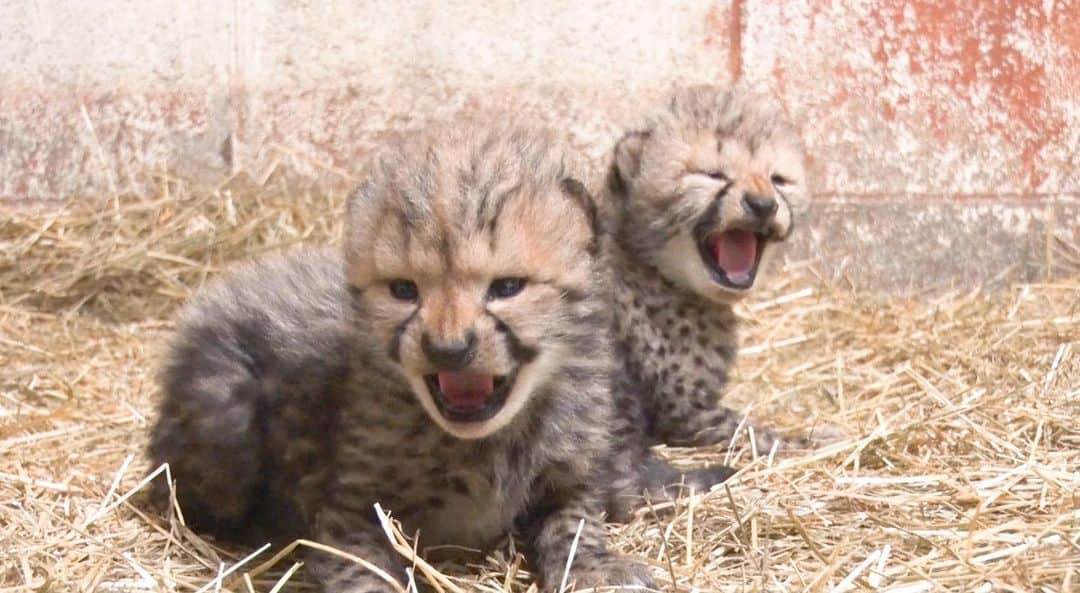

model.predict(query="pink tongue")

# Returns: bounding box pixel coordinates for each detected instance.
[437,372,495,408]
[710,230,757,284]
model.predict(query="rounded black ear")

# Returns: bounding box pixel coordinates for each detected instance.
[606,130,650,196]
[560,177,605,253]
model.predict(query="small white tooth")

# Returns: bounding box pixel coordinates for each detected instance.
[727,271,752,284]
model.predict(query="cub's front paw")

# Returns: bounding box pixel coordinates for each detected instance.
[767,422,850,452]
[567,557,655,591]
[653,464,736,502]
[691,423,778,452]
[803,421,849,447]
[682,464,735,492]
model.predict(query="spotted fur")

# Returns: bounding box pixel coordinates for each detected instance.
[604,85,809,452]
[149,125,657,592]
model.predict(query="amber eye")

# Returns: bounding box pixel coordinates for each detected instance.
[388,279,419,302]
[488,277,527,300]
[770,174,791,187]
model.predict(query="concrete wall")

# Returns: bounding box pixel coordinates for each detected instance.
[2,0,1077,288]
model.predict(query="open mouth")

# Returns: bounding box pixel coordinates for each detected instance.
[697,229,767,290]
[424,371,515,423]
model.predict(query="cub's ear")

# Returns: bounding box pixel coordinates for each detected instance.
[606,130,650,196]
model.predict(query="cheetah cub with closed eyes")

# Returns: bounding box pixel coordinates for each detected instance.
[606,85,809,452]
[150,124,656,592]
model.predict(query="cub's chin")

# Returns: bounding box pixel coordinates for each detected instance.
[653,233,770,304]
[405,349,561,440]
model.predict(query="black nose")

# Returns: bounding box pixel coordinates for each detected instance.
[421,332,477,370]
[743,193,778,218]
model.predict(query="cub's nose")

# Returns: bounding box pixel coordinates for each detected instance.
[743,193,778,219]
[421,332,478,370]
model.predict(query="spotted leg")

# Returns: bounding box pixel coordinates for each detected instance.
[656,402,793,453]
[308,505,406,593]
[526,488,655,592]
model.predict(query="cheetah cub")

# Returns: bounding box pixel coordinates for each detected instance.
[606,85,808,451]
[150,125,655,592]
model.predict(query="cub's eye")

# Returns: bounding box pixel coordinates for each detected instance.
[388,279,419,302]
[703,170,729,181]
[488,277,527,300]
[770,174,792,187]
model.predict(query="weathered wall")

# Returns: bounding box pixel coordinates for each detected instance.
[2,0,1077,287]
[740,0,1079,287]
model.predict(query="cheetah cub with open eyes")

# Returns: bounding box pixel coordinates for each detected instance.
[150,124,656,592]
[605,85,808,452]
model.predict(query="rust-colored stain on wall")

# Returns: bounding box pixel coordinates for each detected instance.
[740,0,1077,197]
[865,0,1070,191]
[703,0,742,80]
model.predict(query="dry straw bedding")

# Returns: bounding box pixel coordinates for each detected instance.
[1,181,1077,593]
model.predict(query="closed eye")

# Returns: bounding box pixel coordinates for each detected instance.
[700,170,729,182]
[770,174,792,187]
